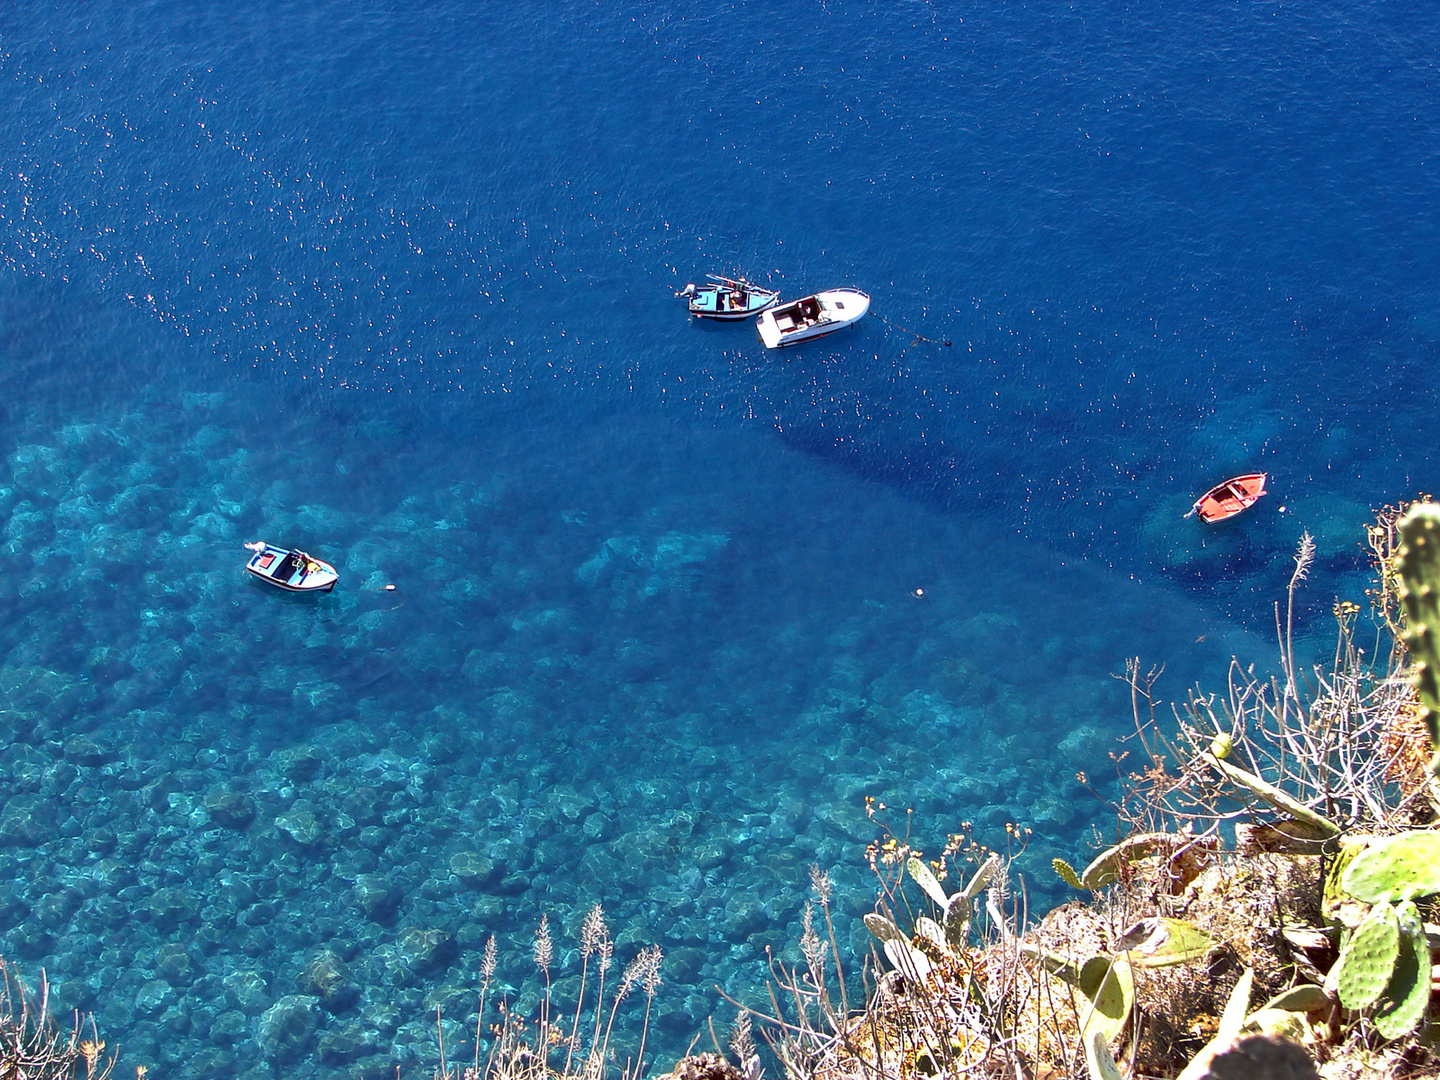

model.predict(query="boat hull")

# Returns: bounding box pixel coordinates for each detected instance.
[245,544,339,592]
[1190,473,1267,523]
[756,288,870,348]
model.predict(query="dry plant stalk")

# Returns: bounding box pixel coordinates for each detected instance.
[0,958,116,1080]
[433,908,663,1080]
[1121,529,1429,839]
[728,822,1086,1080]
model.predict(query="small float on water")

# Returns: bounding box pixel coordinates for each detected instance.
[755,288,870,348]
[244,540,339,592]
[1186,473,1268,523]
[677,275,780,320]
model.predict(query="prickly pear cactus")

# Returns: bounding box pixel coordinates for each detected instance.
[1396,503,1440,778]
[863,912,905,945]
[942,895,972,952]
[907,856,949,908]
[1334,901,1400,1010]
[1340,830,1440,903]
[1323,838,1368,925]
[1053,858,1083,889]
[1373,900,1431,1039]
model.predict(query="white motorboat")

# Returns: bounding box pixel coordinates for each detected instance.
[677,275,780,320]
[755,288,870,348]
[244,541,339,593]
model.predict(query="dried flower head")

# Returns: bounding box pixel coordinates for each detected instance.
[638,944,664,998]
[481,933,497,981]
[799,902,824,974]
[580,903,608,958]
[533,914,552,974]
[79,1040,104,1078]
[615,953,642,1002]
[728,1009,755,1064]
[808,864,832,905]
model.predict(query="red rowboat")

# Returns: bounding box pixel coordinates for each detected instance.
[1186,473,1268,523]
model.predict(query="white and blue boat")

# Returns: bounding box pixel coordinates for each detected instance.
[677,275,780,320]
[244,541,339,593]
[755,288,870,348]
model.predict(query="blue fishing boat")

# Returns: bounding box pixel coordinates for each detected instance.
[244,541,339,593]
[677,275,780,320]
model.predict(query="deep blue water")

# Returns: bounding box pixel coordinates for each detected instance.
[1,2,1437,1077]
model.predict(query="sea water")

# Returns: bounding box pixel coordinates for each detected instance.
[0,2,1436,1077]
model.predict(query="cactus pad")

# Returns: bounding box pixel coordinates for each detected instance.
[1397,504,1440,768]
[1076,956,1134,1047]
[960,853,1001,900]
[907,856,949,908]
[943,895,972,952]
[1113,917,1214,969]
[1053,858,1083,889]
[1334,901,1400,1010]
[916,915,947,953]
[1373,900,1431,1039]
[1340,830,1440,903]
[863,912,905,944]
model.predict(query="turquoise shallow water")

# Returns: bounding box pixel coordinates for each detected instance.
[0,1,1437,1077]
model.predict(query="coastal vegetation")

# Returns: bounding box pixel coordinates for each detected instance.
[0,957,114,1080]
[711,502,1440,1079]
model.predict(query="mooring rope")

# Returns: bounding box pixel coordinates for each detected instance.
[871,312,952,348]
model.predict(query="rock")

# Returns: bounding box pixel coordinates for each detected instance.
[223,970,271,1016]
[155,943,195,985]
[340,786,383,826]
[8,923,53,960]
[353,1054,401,1080]
[0,795,54,846]
[275,800,326,846]
[148,887,196,931]
[447,850,501,888]
[276,745,326,782]
[353,874,402,923]
[394,926,456,978]
[134,979,175,1016]
[302,949,360,1013]
[722,899,766,939]
[62,736,108,767]
[1198,1035,1319,1080]
[205,789,256,829]
[32,886,82,929]
[582,813,614,842]
[294,680,344,711]
[140,772,182,812]
[318,1025,377,1064]
[188,1048,237,1077]
[208,1009,249,1044]
[255,995,319,1064]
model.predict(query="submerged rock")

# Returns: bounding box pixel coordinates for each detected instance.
[204,788,256,829]
[353,874,402,923]
[393,926,456,977]
[255,995,319,1064]
[223,970,272,1017]
[274,802,325,847]
[302,949,360,1013]
[447,850,501,888]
